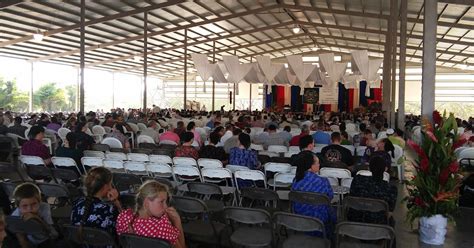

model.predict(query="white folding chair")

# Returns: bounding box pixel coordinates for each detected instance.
[103,126,112,133]
[159,140,178,146]
[312,144,328,154]
[319,167,352,179]
[288,146,300,152]
[149,155,173,165]
[201,167,237,204]
[103,159,125,172]
[127,153,149,162]
[284,151,299,158]
[391,144,404,181]
[83,150,105,158]
[20,155,45,166]
[377,131,388,139]
[57,128,71,143]
[201,167,233,185]
[234,170,267,193]
[137,135,155,144]
[341,178,353,188]
[263,162,291,178]
[173,157,197,167]
[355,146,368,157]
[458,147,474,165]
[51,157,83,175]
[226,164,250,173]
[341,145,355,156]
[137,123,147,131]
[272,172,295,190]
[268,145,288,154]
[124,161,148,175]
[197,158,223,168]
[172,165,202,183]
[81,157,104,169]
[250,144,264,151]
[356,170,390,182]
[105,152,127,161]
[146,163,173,178]
[258,151,279,157]
[346,123,356,132]
[127,123,139,134]
[101,137,123,149]
[42,138,53,155]
[290,166,297,174]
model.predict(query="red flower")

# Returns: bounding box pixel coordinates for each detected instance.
[433,111,442,126]
[420,158,429,173]
[414,197,426,207]
[439,168,450,186]
[453,138,467,150]
[425,131,438,143]
[407,140,427,159]
[448,161,459,173]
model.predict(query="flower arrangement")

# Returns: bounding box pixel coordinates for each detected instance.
[404,111,466,224]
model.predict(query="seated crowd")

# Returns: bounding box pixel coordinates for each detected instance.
[0,107,472,247]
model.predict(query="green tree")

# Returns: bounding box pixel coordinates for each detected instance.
[65,85,77,111]
[34,83,66,112]
[0,77,29,111]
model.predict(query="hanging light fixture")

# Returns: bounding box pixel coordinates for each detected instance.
[292,25,300,34]
[33,30,44,42]
[133,54,141,62]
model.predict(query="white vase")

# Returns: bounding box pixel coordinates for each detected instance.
[419,214,448,245]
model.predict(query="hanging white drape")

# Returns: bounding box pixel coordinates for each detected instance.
[256,56,284,94]
[350,50,383,96]
[286,55,317,93]
[319,53,348,87]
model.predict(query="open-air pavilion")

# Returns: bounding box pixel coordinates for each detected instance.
[1,0,474,247]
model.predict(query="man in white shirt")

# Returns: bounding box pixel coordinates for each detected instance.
[218,124,234,147]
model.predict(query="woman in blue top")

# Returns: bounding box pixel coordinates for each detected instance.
[229,133,259,170]
[291,151,336,236]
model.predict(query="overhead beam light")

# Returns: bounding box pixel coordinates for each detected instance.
[33,30,44,42]
[292,25,300,34]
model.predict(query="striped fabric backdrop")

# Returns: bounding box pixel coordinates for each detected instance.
[265,81,382,112]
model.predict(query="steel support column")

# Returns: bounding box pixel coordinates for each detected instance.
[143,11,148,111]
[390,0,398,128]
[29,62,34,112]
[382,0,396,119]
[212,41,216,112]
[421,0,437,121]
[398,0,408,130]
[79,0,85,113]
[183,28,187,110]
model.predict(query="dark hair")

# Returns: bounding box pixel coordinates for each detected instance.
[369,156,386,181]
[114,123,126,135]
[394,128,404,137]
[177,121,184,128]
[80,167,113,238]
[181,131,194,143]
[66,132,77,148]
[359,123,367,132]
[13,182,41,206]
[238,133,251,149]
[75,122,87,133]
[213,126,224,134]
[299,135,314,150]
[244,127,251,134]
[294,151,317,182]
[14,116,22,124]
[341,131,349,139]
[284,126,291,132]
[381,138,395,158]
[28,125,44,140]
[51,116,58,124]
[331,132,341,142]
[268,124,277,131]
[186,121,195,131]
[232,128,242,136]
[209,132,221,145]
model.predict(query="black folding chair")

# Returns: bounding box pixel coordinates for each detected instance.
[342,196,389,224]
[131,148,153,155]
[5,216,50,240]
[91,143,110,152]
[273,212,329,248]
[113,172,142,193]
[64,224,118,247]
[240,187,280,215]
[120,234,171,248]
[335,221,395,248]
[187,182,225,213]
[172,195,225,245]
[223,206,273,248]
[138,142,159,150]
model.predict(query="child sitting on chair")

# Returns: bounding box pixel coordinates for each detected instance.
[116,181,185,248]
[11,183,58,247]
